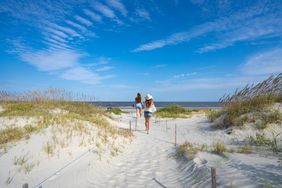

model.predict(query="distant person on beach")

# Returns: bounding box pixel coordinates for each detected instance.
[135,92,142,118]
[143,94,156,134]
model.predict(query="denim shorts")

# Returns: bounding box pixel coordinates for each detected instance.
[144,111,153,118]
[136,103,142,109]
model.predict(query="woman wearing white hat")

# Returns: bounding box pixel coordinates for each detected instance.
[143,94,156,134]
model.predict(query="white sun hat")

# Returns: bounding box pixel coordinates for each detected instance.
[145,94,153,100]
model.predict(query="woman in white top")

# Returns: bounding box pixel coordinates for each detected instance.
[143,94,156,134]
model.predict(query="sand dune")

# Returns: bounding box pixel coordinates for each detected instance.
[0,111,281,187]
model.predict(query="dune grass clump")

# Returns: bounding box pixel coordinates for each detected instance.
[155,105,197,118]
[249,133,272,146]
[177,142,207,158]
[237,144,253,154]
[247,132,282,154]
[208,73,282,128]
[106,107,126,115]
[212,142,226,155]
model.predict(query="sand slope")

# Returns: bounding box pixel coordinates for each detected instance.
[1,112,281,187]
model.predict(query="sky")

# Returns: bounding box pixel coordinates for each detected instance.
[0,0,282,101]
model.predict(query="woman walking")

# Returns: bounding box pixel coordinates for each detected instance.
[134,93,142,118]
[143,94,156,134]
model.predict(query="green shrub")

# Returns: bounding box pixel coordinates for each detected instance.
[106,107,125,115]
[155,105,195,118]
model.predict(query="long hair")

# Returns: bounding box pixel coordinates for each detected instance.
[145,99,152,108]
[135,93,141,103]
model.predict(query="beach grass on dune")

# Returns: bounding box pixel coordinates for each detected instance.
[155,105,198,118]
[106,107,127,115]
[207,73,282,128]
[0,89,132,147]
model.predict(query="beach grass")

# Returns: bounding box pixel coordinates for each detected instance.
[155,105,197,118]
[106,107,127,115]
[208,73,282,128]
[0,88,132,151]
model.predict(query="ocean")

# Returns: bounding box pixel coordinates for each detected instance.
[91,101,221,109]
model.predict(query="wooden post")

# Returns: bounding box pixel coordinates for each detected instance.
[22,183,28,188]
[211,167,216,188]
[174,124,177,146]
[135,117,137,131]
[129,120,132,132]
[166,120,168,132]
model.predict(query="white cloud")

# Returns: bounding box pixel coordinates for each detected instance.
[46,28,69,38]
[83,9,102,22]
[47,23,81,38]
[92,2,115,18]
[135,9,151,21]
[106,0,127,16]
[242,48,282,75]
[154,75,265,93]
[96,66,114,72]
[65,20,88,32]
[61,66,103,84]
[134,1,282,52]
[20,49,83,71]
[74,15,93,26]
[173,72,197,79]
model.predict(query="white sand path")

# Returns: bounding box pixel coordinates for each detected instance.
[39,115,210,188]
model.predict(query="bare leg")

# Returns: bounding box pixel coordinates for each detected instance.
[138,108,142,117]
[147,118,150,133]
[145,117,150,134]
[136,109,139,118]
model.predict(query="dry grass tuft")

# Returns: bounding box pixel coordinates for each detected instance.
[208,74,282,128]
[212,142,226,154]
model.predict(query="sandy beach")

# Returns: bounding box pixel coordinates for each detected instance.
[1,107,281,188]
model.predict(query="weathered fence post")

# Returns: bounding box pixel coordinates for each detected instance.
[135,117,137,131]
[174,124,177,146]
[166,120,168,132]
[129,120,132,132]
[211,167,216,188]
[22,183,28,188]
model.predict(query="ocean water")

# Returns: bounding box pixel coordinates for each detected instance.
[91,101,221,109]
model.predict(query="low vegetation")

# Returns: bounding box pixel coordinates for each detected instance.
[155,105,197,118]
[177,142,207,158]
[208,73,282,128]
[212,142,226,155]
[0,89,133,159]
[106,107,127,115]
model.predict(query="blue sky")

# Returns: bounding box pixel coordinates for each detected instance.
[0,0,282,101]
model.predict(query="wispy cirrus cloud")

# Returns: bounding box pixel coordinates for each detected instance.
[92,1,116,19]
[242,48,282,75]
[155,47,282,94]
[74,15,93,26]
[135,9,151,21]
[83,9,102,23]
[134,1,282,52]
[20,49,83,71]
[61,66,114,85]
[106,0,127,16]
[173,72,197,79]
[96,66,114,72]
